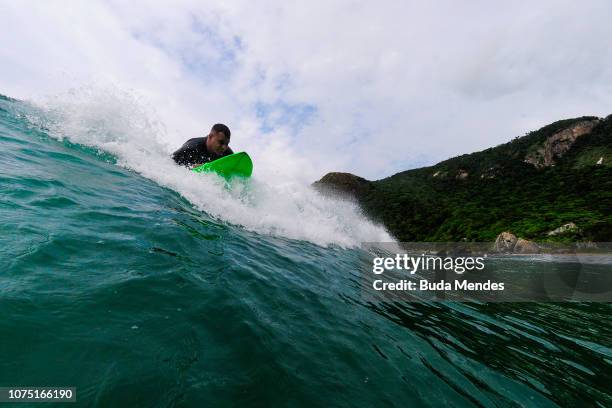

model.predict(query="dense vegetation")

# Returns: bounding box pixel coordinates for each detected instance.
[348,116,612,242]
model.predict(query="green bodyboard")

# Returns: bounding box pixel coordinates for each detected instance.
[191,151,253,179]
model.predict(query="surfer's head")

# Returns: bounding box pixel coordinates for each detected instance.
[207,124,231,154]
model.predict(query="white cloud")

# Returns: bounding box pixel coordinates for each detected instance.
[1,0,611,180]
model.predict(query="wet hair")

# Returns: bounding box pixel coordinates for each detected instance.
[212,123,231,139]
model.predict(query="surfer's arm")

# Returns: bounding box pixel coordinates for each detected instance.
[171,147,189,166]
[171,139,199,166]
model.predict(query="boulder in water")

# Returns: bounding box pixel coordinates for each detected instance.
[494,232,518,253]
[514,238,540,254]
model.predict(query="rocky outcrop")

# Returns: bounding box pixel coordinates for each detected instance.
[494,232,518,252]
[494,232,540,254]
[313,172,372,199]
[456,170,469,180]
[514,238,540,254]
[525,120,599,168]
[547,222,579,236]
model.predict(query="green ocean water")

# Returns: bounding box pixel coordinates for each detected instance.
[1,96,611,407]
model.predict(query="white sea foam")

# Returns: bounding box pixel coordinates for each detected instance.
[25,85,393,247]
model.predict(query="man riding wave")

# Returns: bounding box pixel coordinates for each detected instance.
[171,123,233,168]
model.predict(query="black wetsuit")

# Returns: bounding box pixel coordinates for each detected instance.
[171,137,233,167]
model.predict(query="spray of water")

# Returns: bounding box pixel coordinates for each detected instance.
[23,85,393,247]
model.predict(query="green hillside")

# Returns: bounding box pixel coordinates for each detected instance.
[316,116,612,242]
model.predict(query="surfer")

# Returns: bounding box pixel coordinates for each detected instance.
[171,124,234,167]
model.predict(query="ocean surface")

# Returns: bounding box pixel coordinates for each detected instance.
[1,94,611,407]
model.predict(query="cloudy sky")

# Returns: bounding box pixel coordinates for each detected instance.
[1,0,611,180]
